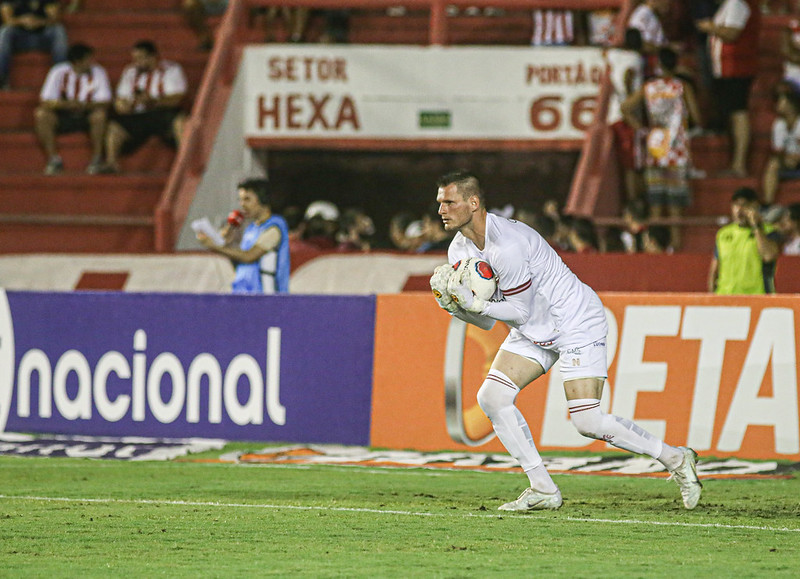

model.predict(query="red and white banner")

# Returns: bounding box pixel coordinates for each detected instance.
[243,45,605,141]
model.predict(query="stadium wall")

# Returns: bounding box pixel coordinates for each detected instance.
[1,289,798,460]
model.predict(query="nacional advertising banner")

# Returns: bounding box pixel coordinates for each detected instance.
[243,45,605,141]
[371,294,800,461]
[0,290,375,445]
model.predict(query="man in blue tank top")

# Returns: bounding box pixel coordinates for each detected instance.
[198,178,290,293]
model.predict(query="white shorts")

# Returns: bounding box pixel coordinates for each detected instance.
[499,328,608,381]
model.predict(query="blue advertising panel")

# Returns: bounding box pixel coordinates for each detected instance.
[0,290,375,445]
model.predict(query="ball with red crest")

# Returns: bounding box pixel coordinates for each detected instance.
[452,257,498,301]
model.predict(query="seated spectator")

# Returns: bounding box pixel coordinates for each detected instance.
[512,206,537,228]
[621,197,649,253]
[300,200,339,250]
[531,213,557,246]
[102,40,188,174]
[389,211,420,251]
[778,202,800,254]
[336,207,375,252]
[0,0,68,89]
[600,225,627,252]
[762,91,800,206]
[567,218,599,253]
[416,204,454,253]
[643,224,672,253]
[182,0,227,51]
[531,9,575,46]
[34,43,110,175]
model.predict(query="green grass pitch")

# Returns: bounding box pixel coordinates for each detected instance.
[0,447,798,577]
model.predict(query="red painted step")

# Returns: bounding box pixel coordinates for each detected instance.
[0,132,176,174]
[0,221,156,253]
[0,174,164,216]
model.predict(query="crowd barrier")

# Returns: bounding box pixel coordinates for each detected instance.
[1,289,798,461]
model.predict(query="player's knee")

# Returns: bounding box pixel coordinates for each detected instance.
[569,406,604,440]
[476,371,518,420]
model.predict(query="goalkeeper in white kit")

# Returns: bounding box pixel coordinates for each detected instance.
[430,170,702,511]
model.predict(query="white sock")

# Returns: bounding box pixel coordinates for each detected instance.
[568,398,663,459]
[477,370,557,493]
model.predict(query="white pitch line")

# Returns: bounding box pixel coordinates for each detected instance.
[0,494,798,534]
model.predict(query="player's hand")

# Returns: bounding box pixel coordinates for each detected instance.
[430,264,458,313]
[447,270,485,314]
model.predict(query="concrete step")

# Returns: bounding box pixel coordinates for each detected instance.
[0,174,164,216]
[0,132,176,174]
[64,13,204,50]
[0,218,156,253]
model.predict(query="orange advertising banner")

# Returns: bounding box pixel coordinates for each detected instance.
[371,293,800,460]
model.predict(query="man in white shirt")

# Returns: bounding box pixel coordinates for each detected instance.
[102,40,188,173]
[763,92,800,205]
[430,170,702,512]
[34,42,111,175]
[627,0,669,75]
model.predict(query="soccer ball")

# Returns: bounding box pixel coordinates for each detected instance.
[452,257,498,301]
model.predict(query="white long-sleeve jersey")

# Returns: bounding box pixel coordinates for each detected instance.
[448,212,607,349]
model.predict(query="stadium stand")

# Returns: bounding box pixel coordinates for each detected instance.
[3,0,800,257]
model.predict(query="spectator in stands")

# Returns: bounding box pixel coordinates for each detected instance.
[259,6,309,43]
[531,9,576,46]
[691,0,721,126]
[301,200,339,250]
[627,0,670,75]
[512,206,537,228]
[182,0,227,51]
[643,224,672,253]
[781,16,800,93]
[531,213,558,246]
[336,207,375,252]
[319,9,350,44]
[607,28,646,201]
[762,91,800,206]
[778,202,800,254]
[34,43,111,175]
[0,0,68,89]
[102,40,187,174]
[696,0,760,178]
[586,8,617,47]
[196,178,290,294]
[389,211,420,251]
[708,187,781,294]
[417,203,454,253]
[567,218,599,253]
[621,197,650,253]
[622,47,702,251]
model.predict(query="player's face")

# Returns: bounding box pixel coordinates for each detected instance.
[437,184,474,231]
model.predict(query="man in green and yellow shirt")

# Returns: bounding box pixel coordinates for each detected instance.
[708,187,781,294]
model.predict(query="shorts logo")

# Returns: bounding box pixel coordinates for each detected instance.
[572,358,581,366]
[593,341,606,347]
[566,347,582,355]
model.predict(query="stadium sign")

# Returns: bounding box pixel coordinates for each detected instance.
[0,291,375,444]
[371,294,800,461]
[244,45,605,141]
